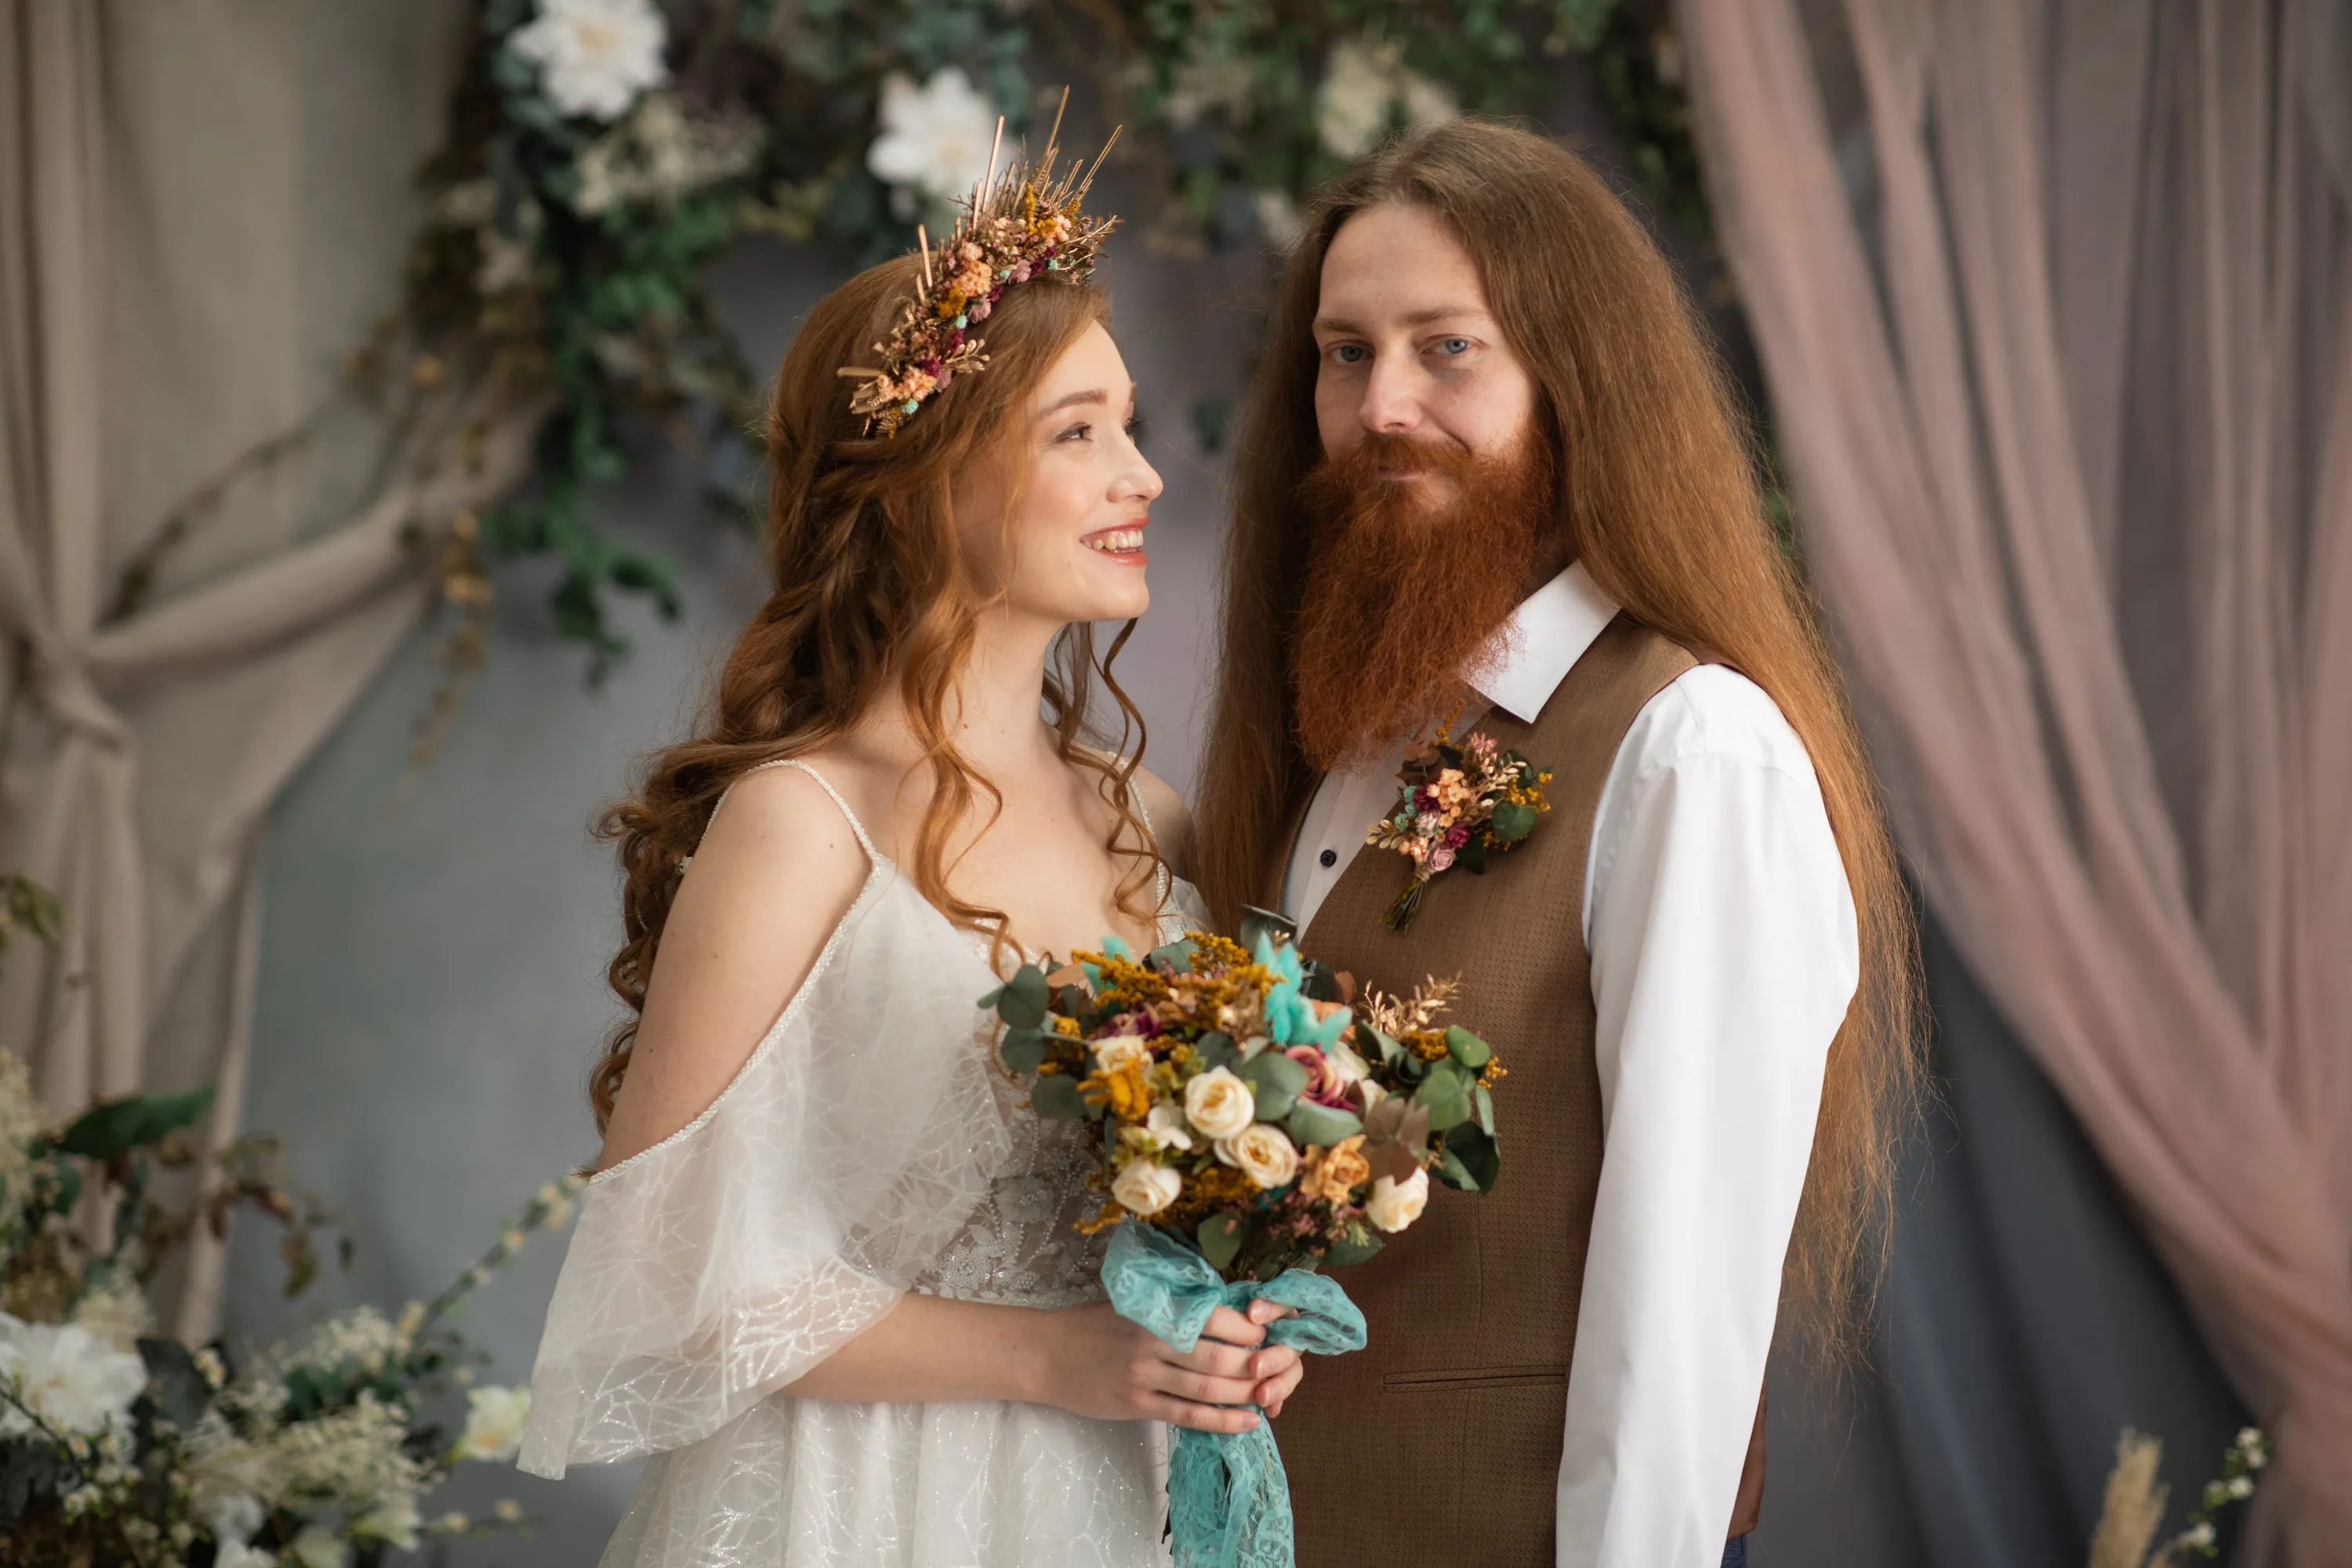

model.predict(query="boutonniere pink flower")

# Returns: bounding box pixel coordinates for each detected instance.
[1365,728,1553,929]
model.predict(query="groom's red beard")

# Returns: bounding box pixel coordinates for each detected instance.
[1288,432,1552,771]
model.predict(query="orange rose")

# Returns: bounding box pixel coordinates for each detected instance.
[1303,1134,1371,1203]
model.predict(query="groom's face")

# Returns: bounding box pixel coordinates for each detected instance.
[1286,205,1555,770]
[1309,202,1538,507]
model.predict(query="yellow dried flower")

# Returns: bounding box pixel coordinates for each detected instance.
[1082,1061,1154,1123]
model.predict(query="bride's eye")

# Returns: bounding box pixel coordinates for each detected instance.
[1123,414,1147,442]
[1055,422,1093,443]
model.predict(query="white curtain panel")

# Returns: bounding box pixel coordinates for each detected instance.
[0,0,529,1336]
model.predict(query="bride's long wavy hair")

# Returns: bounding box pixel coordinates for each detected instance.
[589,256,1156,1132]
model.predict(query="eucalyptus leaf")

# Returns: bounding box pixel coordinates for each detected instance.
[1197,1214,1244,1272]
[1148,936,1199,972]
[1300,957,1341,1004]
[1444,1025,1493,1070]
[1459,835,1490,874]
[1192,1031,1241,1072]
[1029,1073,1087,1120]
[1414,1062,1474,1131]
[986,966,1051,1030]
[1240,1051,1308,1120]
[998,1029,1050,1076]
[1489,800,1538,843]
[1240,1051,1309,1096]
[1285,1100,1364,1149]
[1436,1147,1478,1192]
[1325,1224,1384,1268]
[1475,1083,1496,1137]
[1443,1123,1501,1192]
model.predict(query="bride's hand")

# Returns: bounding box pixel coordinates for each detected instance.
[1040,1301,1303,1433]
[1239,1298,1305,1417]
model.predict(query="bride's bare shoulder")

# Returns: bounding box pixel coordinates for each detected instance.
[593,758,874,1172]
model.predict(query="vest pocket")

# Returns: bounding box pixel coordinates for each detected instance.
[1382,1364,1567,1393]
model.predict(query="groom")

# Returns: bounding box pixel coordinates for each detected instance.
[1192,122,1911,1567]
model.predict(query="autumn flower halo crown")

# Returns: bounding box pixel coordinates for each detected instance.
[838,96,1121,438]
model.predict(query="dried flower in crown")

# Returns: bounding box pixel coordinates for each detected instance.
[838,93,1121,437]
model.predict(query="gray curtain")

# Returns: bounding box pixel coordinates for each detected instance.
[1679,0,2352,1553]
[1879,916,2252,1566]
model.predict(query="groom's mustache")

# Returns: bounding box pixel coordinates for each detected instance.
[1300,432,1486,501]
[1288,431,1551,771]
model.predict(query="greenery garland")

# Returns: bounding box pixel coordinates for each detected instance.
[117,1,1711,745]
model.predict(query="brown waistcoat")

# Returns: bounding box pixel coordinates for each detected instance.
[1275,615,1768,1566]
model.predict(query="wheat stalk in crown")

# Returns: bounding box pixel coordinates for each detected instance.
[838,93,1121,437]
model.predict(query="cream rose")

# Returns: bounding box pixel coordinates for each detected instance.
[1112,1160,1183,1216]
[1214,1123,1301,1190]
[1091,1033,1152,1074]
[1183,1066,1256,1140]
[1366,1167,1431,1232]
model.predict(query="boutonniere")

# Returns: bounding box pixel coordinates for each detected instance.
[1366,728,1554,929]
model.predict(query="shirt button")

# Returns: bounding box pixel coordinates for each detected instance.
[1319,848,1338,868]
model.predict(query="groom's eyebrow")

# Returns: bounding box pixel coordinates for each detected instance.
[1314,305,1486,333]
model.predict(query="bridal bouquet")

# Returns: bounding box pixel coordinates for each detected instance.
[981,917,1503,1567]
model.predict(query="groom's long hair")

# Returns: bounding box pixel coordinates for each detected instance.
[1194,119,1923,1364]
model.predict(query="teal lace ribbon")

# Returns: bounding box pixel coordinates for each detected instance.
[1101,1223,1368,1568]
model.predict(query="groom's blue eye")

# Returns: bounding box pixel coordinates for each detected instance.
[1329,344,1369,365]
[1436,337,1472,355]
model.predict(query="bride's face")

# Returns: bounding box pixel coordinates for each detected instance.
[953,321,1161,626]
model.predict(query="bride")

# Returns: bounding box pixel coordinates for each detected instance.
[515,149,1303,1565]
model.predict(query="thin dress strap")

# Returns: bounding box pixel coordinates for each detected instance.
[1118,765,1174,915]
[691,758,884,868]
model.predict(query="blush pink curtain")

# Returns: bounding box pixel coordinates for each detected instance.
[1678,0,2352,1558]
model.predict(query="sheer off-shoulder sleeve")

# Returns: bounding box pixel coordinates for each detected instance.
[518,866,1011,1477]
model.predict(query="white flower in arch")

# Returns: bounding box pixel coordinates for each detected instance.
[868,67,1003,209]
[510,0,667,124]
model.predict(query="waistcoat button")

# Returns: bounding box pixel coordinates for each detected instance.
[1319,848,1338,867]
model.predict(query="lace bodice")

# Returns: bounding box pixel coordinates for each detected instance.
[522,757,1200,1480]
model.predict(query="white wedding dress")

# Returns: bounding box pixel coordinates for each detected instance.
[520,758,1196,1568]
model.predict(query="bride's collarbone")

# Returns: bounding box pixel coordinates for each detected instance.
[929,830,1160,961]
[800,750,1157,953]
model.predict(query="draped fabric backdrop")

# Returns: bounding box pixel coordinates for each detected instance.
[0,0,525,1337]
[1679,0,2352,1558]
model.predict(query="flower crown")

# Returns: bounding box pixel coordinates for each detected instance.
[839,98,1120,437]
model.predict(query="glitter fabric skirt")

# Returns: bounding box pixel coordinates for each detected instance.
[598,1395,1168,1568]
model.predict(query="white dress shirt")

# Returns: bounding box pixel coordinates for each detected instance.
[1280,563,1858,1568]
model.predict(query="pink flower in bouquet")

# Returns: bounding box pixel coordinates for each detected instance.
[1283,1045,1357,1109]
[1428,844,1456,873]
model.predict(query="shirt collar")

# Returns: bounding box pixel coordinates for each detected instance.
[1468,561,1621,723]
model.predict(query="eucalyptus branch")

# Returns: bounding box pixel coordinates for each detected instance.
[413,1174,588,1336]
